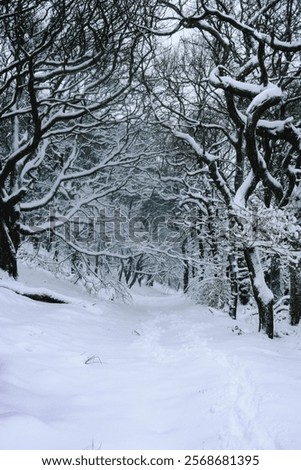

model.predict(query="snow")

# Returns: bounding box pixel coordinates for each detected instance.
[172,130,215,162]
[1,264,301,450]
[246,84,282,116]
[237,109,294,137]
[233,170,256,209]
[209,66,264,98]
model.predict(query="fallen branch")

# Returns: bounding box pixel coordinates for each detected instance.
[0,282,69,304]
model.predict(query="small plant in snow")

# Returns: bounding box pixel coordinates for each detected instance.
[84,355,103,365]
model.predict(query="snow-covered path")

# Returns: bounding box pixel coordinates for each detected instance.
[121,292,280,450]
[0,266,301,450]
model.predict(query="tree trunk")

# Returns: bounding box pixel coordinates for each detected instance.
[244,247,274,338]
[228,252,238,319]
[289,257,301,326]
[181,237,189,293]
[0,206,20,279]
[269,254,282,300]
[237,253,251,305]
[183,258,189,293]
[146,274,154,287]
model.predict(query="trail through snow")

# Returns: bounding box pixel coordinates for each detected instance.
[126,292,273,450]
[0,265,301,450]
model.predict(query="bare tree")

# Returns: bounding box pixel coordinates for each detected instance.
[0,0,151,278]
[144,0,301,337]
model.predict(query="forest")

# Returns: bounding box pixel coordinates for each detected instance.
[1,0,301,340]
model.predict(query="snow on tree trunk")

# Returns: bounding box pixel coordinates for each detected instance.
[228,252,238,319]
[289,257,301,326]
[237,253,251,305]
[244,247,274,339]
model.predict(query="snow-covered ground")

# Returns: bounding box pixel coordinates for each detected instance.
[0,264,301,450]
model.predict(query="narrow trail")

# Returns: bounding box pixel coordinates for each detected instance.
[127,288,275,449]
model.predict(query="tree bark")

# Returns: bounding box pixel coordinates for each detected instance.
[269,254,282,300]
[237,253,251,305]
[181,237,189,293]
[289,257,301,326]
[244,247,274,338]
[228,252,238,319]
[0,205,20,278]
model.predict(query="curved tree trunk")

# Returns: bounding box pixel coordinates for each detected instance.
[244,247,274,338]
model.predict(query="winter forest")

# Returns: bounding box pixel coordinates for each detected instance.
[1,0,301,451]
